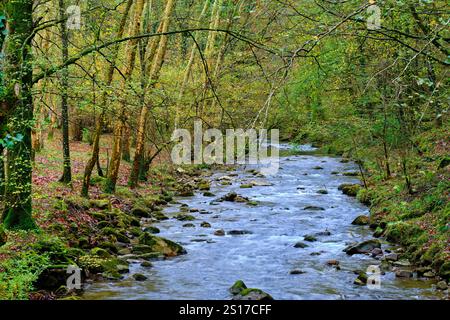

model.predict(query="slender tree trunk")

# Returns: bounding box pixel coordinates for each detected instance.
[105,0,145,193]
[129,0,175,188]
[1,0,36,230]
[59,0,72,184]
[81,0,133,197]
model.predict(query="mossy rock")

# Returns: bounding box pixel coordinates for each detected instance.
[129,227,143,237]
[138,232,186,257]
[338,184,361,197]
[351,215,370,226]
[197,181,211,191]
[151,211,169,221]
[235,288,273,301]
[384,221,424,245]
[303,235,317,242]
[240,184,253,189]
[230,280,247,295]
[90,247,111,259]
[203,192,216,197]
[89,199,111,210]
[175,214,196,221]
[100,227,130,244]
[131,206,151,218]
[143,226,160,234]
[98,241,119,254]
[133,273,148,281]
[356,188,374,205]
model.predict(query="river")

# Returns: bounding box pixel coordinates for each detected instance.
[82,145,442,300]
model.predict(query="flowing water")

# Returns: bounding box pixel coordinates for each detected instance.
[83,145,443,300]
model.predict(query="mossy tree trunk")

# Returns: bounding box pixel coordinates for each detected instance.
[0,0,36,230]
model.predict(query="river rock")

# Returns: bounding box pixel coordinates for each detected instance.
[229,280,247,295]
[182,223,195,228]
[131,207,151,218]
[423,271,435,278]
[316,189,328,194]
[175,214,196,221]
[138,233,186,257]
[351,215,370,226]
[303,206,325,211]
[304,235,317,242]
[214,229,225,236]
[132,273,148,281]
[354,271,368,286]
[393,259,411,267]
[338,184,361,197]
[143,226,160,234]
[345,239,381,255]
[384,253,398,262]
[294,242,308,248]
[395,269,413,278]
[371,248,383,257]
[315,230,331,236]
[436,281,448,290]
[200,222,211,228]
[140,261,153,268]
[290,270,306,275]
[228,230,253,235]
[326,260,340,266]
[203,192,216,197]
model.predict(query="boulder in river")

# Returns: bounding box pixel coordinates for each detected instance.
[354,271,368,286]
[351,215,370,226]
[344,239,381,255]
[316,189,328,194]
[138,233,186,257]
[228,230,253,236]
[303,235,317,242]
[182,223,195,228]
[290,270,306,275]
[200,222,211,228]
[214,229,225,236]
[395,269,413,278]
[229,280,273,301]
[132,273,148,281]
[294,242,308,248]
[338,184,361,197]
[436,281,448,290]
[303,206,325,211]
[175,214,196,221]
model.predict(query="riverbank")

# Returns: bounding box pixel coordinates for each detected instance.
[292,125,449,284]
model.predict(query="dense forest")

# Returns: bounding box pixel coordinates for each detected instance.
[0,0,448,300]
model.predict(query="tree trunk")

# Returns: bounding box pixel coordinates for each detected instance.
[59,0,72,184]
[129,0,175,188]
[1,0,36,230]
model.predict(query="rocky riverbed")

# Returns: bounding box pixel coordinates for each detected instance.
[82,145,447,300]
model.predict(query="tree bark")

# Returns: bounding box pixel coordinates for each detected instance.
[0,0,36,230]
